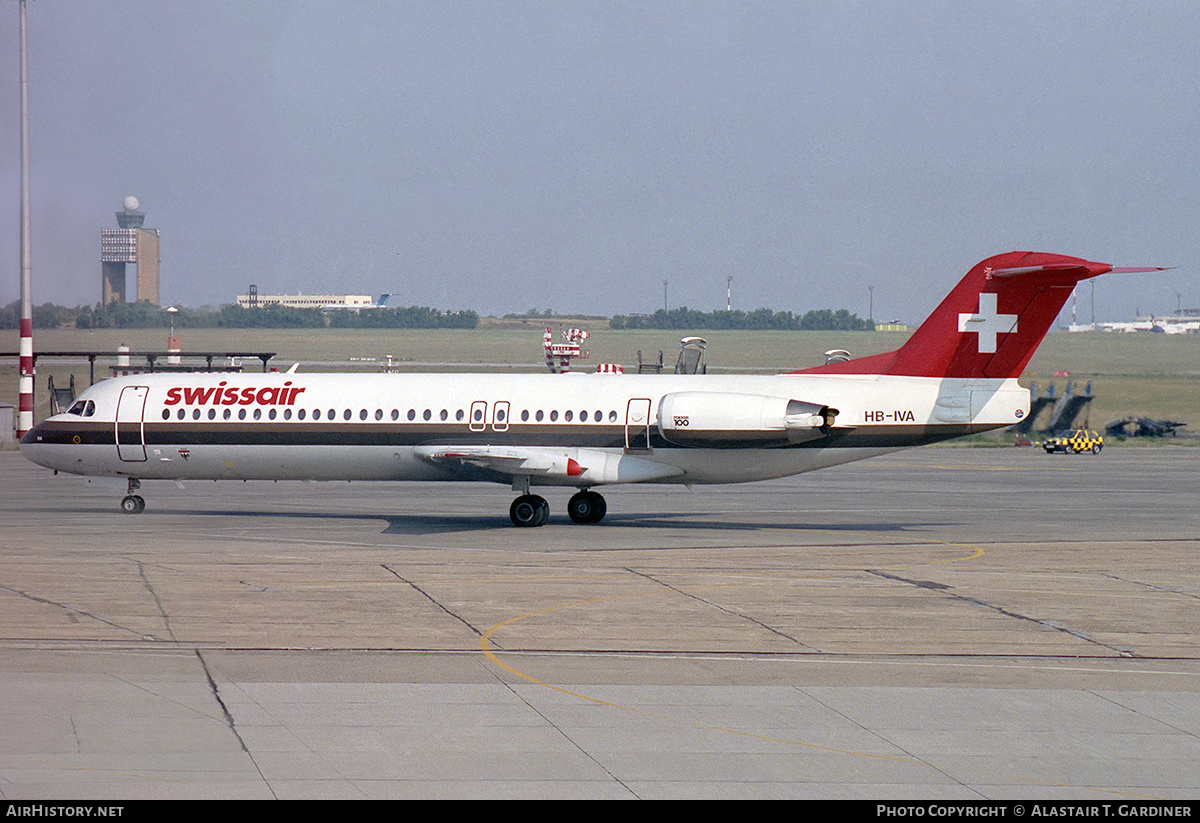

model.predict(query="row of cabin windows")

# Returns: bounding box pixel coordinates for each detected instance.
[161,407,624,423]
[523,409,619,423]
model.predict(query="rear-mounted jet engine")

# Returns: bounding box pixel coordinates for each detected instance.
[657,392,838,448]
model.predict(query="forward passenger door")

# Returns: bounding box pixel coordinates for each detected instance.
[116,385,148,462]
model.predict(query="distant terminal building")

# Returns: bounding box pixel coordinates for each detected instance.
[236,289,375,310]
[101,196,160,305]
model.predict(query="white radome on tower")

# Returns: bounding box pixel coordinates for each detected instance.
[123,196,140,212]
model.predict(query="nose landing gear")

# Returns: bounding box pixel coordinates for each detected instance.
[120,478,145,514]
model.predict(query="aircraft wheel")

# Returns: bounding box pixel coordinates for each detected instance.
[510,494,549,527]
[568,490,607,524]
[120,495,145,514]
[532,496,549,526]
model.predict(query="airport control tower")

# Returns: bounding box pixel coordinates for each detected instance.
[101,196,160,305]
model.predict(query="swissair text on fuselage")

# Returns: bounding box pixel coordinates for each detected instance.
[164,383,306,407]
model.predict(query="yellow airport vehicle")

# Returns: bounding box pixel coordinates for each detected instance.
[1043,429,1104,454]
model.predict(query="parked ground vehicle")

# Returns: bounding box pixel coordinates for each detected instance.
[1044,429,1104,454]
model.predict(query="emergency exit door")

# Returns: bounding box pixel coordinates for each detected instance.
[625,398,652,451]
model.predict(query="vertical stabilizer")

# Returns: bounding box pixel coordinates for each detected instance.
[793,252,1162,379]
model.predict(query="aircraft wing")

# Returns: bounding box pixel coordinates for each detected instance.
[416,445,584,476]
[414,445,684,485]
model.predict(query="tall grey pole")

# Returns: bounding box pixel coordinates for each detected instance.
[18,0,34,437]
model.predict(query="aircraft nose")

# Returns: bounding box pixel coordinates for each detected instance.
[19,421,44,448]
[18,421,55,467]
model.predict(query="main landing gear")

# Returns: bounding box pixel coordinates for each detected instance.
[566,489,606,524]
[120,478,145,514]
[508,489,608,527]
[509,494,550,527]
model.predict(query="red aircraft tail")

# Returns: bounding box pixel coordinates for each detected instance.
[792,252,1163,380]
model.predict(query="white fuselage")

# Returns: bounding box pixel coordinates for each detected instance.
[21,370,1028,488]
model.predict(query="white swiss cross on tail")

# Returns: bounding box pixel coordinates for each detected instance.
[957,292,1017,354]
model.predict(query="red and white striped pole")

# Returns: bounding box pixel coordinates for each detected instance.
[17,0,34,437]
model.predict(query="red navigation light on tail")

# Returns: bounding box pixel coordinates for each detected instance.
[793,252,1167,380]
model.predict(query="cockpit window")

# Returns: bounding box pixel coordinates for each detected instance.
[66,399,96,417]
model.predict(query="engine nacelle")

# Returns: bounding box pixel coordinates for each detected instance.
[657,392,838,448]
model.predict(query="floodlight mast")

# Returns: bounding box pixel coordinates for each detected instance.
[17,0,34,437]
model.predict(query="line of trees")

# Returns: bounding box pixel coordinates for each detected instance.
[610,307,874,331]
[0,301,479,330]
[3,300,870,332]
[326,306,478,329]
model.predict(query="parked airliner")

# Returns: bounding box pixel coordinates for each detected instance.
[20,252,1159,526]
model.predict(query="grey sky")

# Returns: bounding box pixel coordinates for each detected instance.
[2,1,1196,323]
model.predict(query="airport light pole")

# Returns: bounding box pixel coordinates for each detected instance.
[17,0,34,437]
